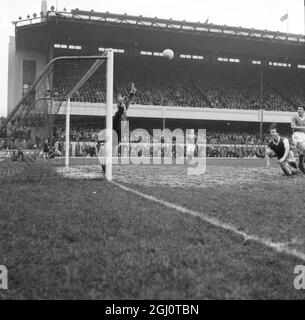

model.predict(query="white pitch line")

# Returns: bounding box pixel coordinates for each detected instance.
[111,181,305,263]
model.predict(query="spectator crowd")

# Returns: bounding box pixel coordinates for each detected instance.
[49,56,305,112]
[2,55,304,159]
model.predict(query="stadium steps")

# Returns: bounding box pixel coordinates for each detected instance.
[190,79,212,107]
[273,86,296,109]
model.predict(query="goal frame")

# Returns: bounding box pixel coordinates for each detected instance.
[1,50,114,181]
[63,49,114,181]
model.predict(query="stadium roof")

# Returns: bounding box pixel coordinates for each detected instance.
[14,9,305,61]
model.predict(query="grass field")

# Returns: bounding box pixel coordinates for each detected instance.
[1,157,305,299]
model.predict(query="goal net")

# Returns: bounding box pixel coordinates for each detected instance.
[0,50,114,180]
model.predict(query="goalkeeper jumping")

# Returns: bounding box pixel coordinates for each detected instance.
[102,82,137,173]
[113,82,137,148]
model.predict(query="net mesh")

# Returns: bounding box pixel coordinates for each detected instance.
[0,56,107,163]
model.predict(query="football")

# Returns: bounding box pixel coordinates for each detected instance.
[162,49,174,60]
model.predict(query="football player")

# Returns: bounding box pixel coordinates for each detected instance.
[113,82,137,145]
[291,106,305,173]
[102,83,137,174]
[265,125,298,176]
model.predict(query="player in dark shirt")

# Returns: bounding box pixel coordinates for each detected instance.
[265,125,298,176]
[102,83,137,174]
[113,82,137,145]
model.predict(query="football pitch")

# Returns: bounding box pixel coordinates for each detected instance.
[1,158,305,299]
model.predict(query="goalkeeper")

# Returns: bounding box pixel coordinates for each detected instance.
[101,82,137,174]
[113,82,137,146]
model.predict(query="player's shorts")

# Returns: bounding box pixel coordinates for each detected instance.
[285,150,296,164]
[292,131,305,146]
[278,150,295,165]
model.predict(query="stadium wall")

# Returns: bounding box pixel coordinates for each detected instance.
[7,36,47,115]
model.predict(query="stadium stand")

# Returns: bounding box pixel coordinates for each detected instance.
[2,54,301,159]
[3,9,305,162]
[50,56,305,111]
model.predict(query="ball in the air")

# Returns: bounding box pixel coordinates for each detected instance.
[162,49,174,60]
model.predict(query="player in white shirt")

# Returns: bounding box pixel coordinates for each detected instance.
[291,106,305,173]
[186,129,196,163]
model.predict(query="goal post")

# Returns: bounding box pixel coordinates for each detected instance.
[62,49,114,180]
[65,97,71,167]
[62,51,111,170]
[105,49,114,181]
[63,49,114,180]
